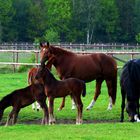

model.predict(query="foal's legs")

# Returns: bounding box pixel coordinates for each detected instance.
[5,107,20,126]
[86,79,103,110]
[36,98,49,125]
[48,97,55,124]
[58,97,65,111]
[73,95,83,124]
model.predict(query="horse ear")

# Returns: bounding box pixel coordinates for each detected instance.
[40,42,44,48]
[47,42,50,46]
[44,42,50,49]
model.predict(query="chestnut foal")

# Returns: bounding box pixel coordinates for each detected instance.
[28,59,53,111]
[36,66,86,124]
[0,83,49,126]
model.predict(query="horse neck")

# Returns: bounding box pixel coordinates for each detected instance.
[52,47,74,66]
[53,52,75,72]
[44,71,57,86]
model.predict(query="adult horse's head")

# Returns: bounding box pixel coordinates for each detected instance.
[126,101,137,122]
[40,42,53,66]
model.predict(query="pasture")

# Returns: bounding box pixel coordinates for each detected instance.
[0,67,140,140]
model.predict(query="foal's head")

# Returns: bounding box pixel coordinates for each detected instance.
[35,66,45,84]
[36,66,56,85]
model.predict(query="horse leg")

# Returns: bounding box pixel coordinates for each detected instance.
[58,97,65,111]
[73,95,83,125]
[0,110,4,124]
[48,97,55,125]
[71,98,76,110]
[106,80,113,110]
[5,107,17,126]
[37,99,49,125]
[11,109,20,125]
[86,79,103,110]
[32,103,36,110]
[106,76,117,110]
[120,87,126,122]
[36,102,41,111]
[77,97,83,124]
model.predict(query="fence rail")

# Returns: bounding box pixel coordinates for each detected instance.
[1,49,140,72]
[0,43,140,50]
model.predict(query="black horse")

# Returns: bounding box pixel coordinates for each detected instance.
[120,59,140,122]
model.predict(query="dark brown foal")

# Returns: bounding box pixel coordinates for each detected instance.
[36,66,86,124]
[28,60,53,111]
[0,83,49,126]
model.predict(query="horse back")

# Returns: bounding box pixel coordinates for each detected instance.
[64,78,86,96]
[59,53,117,81]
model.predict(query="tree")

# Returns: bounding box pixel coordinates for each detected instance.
[0,0,15,42]
[44,0,72,42]
[116,0,135,43]
[94,0,119,42]
[27,0,47,42]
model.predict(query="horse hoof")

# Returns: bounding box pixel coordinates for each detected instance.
[120,120,123,123]
[76,121,79,125]
[86,107,91,111]
[57,108,62,111]
[71,106,76,110]
[49,122,55,125]
[107,107,112,111]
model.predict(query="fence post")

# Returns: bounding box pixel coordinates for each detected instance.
[131,50,134,60]
[35,52,39,67]
[12,52,16,72]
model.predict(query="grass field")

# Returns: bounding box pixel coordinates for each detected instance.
[0,68,140,140]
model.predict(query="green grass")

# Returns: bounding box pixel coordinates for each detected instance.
[0,123,140,140]
[0,69,140,140]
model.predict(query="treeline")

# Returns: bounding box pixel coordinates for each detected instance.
[0,0,140,43]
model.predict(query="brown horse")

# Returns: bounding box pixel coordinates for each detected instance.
[28,62,53,111]
[36,66,86,124]
[39,42,117,111]
[0,83,49,126]
[28,67,41,111]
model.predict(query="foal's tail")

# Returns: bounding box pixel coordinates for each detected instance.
[82,82,86,97]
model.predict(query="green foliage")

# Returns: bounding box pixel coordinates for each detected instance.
[44,29,60,43]
[17,65,32,73]
[135,33,140,43]
[0,0,140,43]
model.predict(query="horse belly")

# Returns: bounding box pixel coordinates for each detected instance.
[73,67,101,82]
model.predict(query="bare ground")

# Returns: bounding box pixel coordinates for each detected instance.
[0,119,120,126]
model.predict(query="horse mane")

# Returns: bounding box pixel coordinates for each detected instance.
[50,45,75,56]
[44,68,57,82]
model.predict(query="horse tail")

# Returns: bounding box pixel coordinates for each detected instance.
[82,82,86,97]
[27,67,38,85]
[27,71,32,85]
[111,71,117,105]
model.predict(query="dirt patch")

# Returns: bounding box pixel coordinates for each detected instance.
[0,119,119,126]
